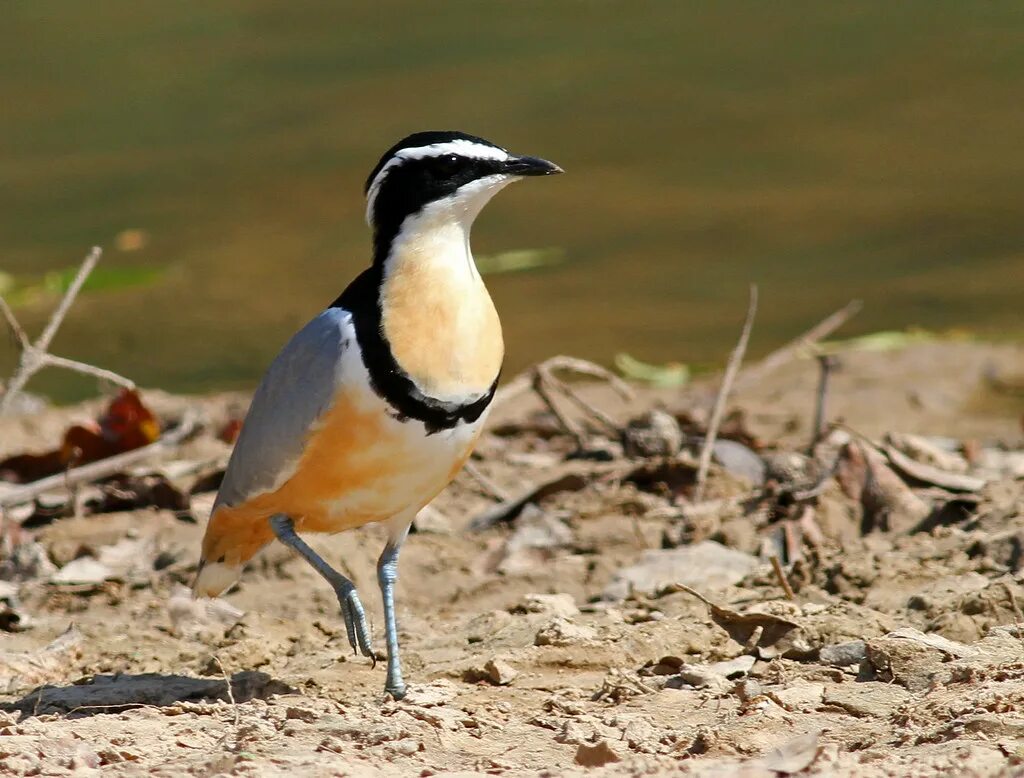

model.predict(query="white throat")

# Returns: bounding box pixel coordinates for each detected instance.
[382,174,514,281]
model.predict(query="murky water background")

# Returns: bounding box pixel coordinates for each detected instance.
[3,2,1023,400]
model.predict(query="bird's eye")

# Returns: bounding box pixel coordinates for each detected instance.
[442,154,459,167]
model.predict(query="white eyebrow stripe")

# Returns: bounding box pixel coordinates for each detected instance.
[365,140,509,225]
[396,140,508,163]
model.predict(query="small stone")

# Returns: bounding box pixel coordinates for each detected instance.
[733,679,763,703]
[712,439,766,486]
[392,738,421,756]
[465,610,514,644]
[603,541,758,600]
[575,739,622,767]
[534,618,596,647]
[769,683,825,712]
[400,680,458,708]
[285,706,318,723]
[622,410,682,458]
[484,659,517,686]
[520,593,578,618]
[819,640,867,667]
[823,683,910,717]
[50,557,112,585]
[463,658,519,687]
[555,720,593,745]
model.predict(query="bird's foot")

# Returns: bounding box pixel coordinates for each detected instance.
[337,586,374,661]
[384,675,406,701]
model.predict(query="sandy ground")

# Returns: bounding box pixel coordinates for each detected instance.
[2,341,1024,777]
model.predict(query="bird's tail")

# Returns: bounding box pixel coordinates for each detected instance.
[193,504,275,597]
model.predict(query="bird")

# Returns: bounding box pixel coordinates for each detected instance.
[193,131,562,699]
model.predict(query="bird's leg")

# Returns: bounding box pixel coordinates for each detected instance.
[270,514,373,659]
[377,526,409,700]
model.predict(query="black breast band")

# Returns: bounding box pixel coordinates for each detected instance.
[330,266,498,435]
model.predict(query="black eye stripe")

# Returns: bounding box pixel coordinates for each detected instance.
[369,154,506,260]
[363,131,504,194]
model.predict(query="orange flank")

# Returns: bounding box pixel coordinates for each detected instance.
[200,389,476,572]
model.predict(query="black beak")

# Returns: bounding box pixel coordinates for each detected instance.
[503,155,564,177]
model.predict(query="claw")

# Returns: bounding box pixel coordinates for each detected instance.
[338,588,374,661]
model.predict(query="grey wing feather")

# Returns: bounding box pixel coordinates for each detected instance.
[215,307,351,510]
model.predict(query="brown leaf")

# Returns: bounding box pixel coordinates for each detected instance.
[0,389,160,483]
[754,731,821,774]
[468,471,589,531]
[218,418,243,444]
[837,442,931,533]
[883,443,986,492]
[669,583,802,650]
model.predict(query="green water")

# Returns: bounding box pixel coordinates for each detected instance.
[3,2,1024,401]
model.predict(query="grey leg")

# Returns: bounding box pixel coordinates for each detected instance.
[377,527,409,700]
[270,514,373,659]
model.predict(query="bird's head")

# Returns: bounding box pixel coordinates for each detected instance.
[364,131,561,255]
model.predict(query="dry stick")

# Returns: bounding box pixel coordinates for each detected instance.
[0,296,29,349]
[694,284,759,502]
[494,355,634,411]
[462,461,511,502]
[541,372,620,434]
[809,354,840,452]
[0,410,198,513]
[735,299,861,390]
[532,371,587,446]
[0,246,135,416]
[770,555,797,601]
[214,655,240,726]
[211,654,240,753]
[539,355,635,401]
[530,356,635,444]
[1003,581,1024,625]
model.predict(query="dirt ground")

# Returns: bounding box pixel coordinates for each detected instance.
[2,341,1024,777]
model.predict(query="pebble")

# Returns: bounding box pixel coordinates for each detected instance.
[819,640,868,667]
[484,659,518,686]
[575,740,622,767]
[534,618,596,647]
[520,592,578,618]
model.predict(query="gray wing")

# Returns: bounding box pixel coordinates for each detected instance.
[214,307,351,510]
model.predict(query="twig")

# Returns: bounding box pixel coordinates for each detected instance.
[1003,581,1024,624]
[213,655,240,727]
[0,410,198,513]
[539,369,621,435]
[770,555,796,600]
[41,354,138,388]
[694,285,758,501]
[38,248,100,353]
[736,299,861,390]
[532,371,587,446]
[538,356,634,401]
[527,356,634,445]
[462,461,511,502]
[491,372,532,409]
[810,355,840,452]
[495,355,634,411]
[0,246,135,416]
[211,655,240,753]
[467,470,589,531]
[0,296,28,349]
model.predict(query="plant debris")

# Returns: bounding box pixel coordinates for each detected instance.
[1,312,1023,775]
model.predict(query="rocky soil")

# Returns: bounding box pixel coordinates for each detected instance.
[2,340,1024,777]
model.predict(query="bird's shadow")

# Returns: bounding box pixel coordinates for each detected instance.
[2,670,295,720]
